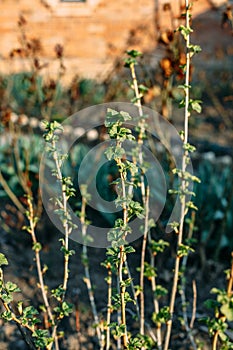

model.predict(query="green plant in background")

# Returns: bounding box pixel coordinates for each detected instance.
[79,183,103,347]
[0,123,44,228]
[0,198,58,350]
[204,252,233,350]
[43,120,77,348]
[163,1,201,348]
[99,13,202,344]
[104,108,144,348]
[0,118,91,232]
[0,2,201,348]
[6,15,65,121]
[0,252,52,350]
[0,14,103,121]
[0,122,77,350]
[194,156,233,262]
[124,48,170,349]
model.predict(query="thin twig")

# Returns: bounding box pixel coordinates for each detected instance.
[125,259,140,321]
[106,264,112,350]
[116,152,129,347]
[50,138,73,350]
[179,212,197,349]
[148,232,162,349]
[26,197,54,323]
[80,192,102,347]
[0,170,26,214]
[1,299,34,331]
[213,252,233,349]
[12,130,31,197]
[139,187,150,335]
[117,276,122,350]
[129,62,146,204]
[190,280,197,330]
[163,1,191,349]
[129,53,153,343]
[26,197,59,350]
[51,140,71,294]
[0,279,37,350]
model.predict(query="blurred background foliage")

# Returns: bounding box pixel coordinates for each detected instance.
[0,6,232,264]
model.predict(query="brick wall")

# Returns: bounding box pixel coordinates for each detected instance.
[0,0,226,83]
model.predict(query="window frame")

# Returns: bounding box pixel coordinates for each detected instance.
[46,0,100,16]
[61,0,85,3]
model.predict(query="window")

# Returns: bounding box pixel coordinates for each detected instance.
[61,0,85,2]
[46,0,100,16]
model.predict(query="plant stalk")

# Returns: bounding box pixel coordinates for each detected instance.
[213,252,233,349]
[148,232,162,349]
[130,62,146,203]
[51,140,71,294]
[80,194,102,346]
[139,187,150,335]
[163,1,191,349]
[106,264,112,350]
[26,197,59,350]
[0,170,26,214]
[117,158,128,347]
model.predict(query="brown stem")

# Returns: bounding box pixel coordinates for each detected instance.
[190,280,197,330]
[51,140,71,295]
[117,169,128,347]
[212,253,233,350]
[212,330,219,350]
[130,62,146,203]
[80,194,102,346]
[125,259,140,320]
[12,130,32,197]
[163,1,191,349]
[26,197,59,350]
[106,266,112,350]
[148,232,162,349]
[179,212,197,349]
[0,298,36,349]
[27,198,54,323]
[119,247,127,347]
[227,252,233,296]
[0,170,25,214]
[139,187,150,335]
[2,301,34,332]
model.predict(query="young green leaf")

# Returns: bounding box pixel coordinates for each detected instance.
[0,254,8,267]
